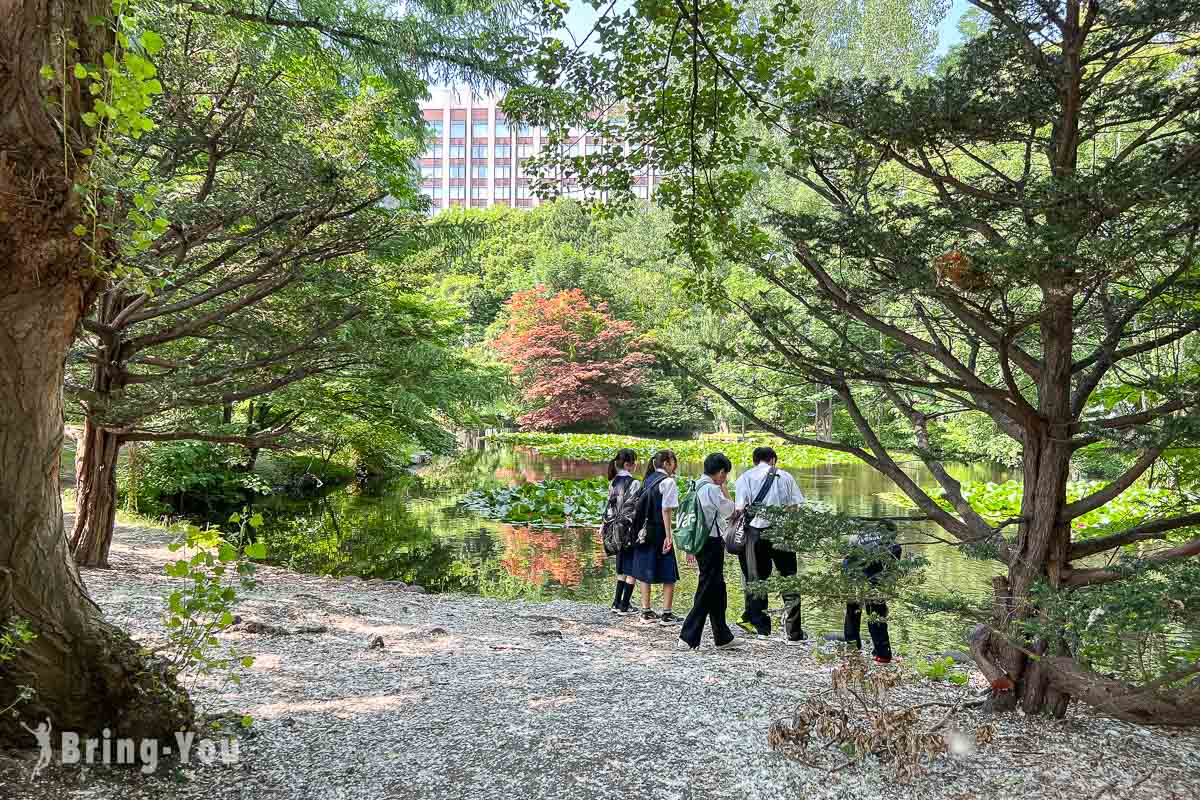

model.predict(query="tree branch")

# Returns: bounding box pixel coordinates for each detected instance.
[1061,446,1166,521]
[1070,513,1200,560]
[1065,536,1200,587]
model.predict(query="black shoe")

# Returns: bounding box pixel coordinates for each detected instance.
[639,609,660,625]
[610,604,622,615]
[616,604,637,616]
[658,612,681,626]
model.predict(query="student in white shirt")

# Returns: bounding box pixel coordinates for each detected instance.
[732,446,806,642]
[629,450,681,625]
[678,453,739,650]
[606,448,640,614]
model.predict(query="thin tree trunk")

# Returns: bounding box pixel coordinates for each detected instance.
[70,284,129,567]
[814,396,833,442]
[69,419,123,567]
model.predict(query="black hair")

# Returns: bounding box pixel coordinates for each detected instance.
[703,452,732,477]
[607,448,638,482]
[643,449,678,480]
[752,446,778,465]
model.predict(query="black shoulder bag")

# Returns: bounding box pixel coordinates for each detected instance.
[722,467,778,555]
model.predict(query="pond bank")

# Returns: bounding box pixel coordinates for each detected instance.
[254,444,1009,655]
[2,520,1197,800]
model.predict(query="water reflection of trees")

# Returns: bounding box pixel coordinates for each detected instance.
[496,526,608,590]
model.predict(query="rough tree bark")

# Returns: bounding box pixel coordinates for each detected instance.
[967,283,1077,716]
[0,0,193,745]
[69,419,124,567]
[0,275,193,746]
[70,287,131,568]
[814,396,833,442]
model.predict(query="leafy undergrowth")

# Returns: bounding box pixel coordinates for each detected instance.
[493,432,860,468]
[914,656,970,686]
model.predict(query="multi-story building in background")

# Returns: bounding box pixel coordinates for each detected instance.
[417,89,660,213]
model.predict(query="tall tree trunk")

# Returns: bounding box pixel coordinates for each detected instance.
[1,0,192,746]
[240,401,269,472]
[972,282,1076,717]
[69,419,123,567]
[0,282,193,746]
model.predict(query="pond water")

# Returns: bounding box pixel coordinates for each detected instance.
[259,443,1014,654]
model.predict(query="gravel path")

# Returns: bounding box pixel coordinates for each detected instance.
[2,521,1198,799]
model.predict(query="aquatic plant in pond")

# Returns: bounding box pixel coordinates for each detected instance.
[458,477,612,527]
[492,432,860,468]
[881,481,1196,543]
[459,474,703,528]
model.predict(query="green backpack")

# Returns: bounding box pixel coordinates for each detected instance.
[673,481,716,555]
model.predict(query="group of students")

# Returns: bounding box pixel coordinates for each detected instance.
[603,445,899,662]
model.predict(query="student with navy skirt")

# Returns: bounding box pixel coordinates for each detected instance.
[630,449,681,626]
[607,448,639,615]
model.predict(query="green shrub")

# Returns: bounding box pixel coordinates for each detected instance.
[914,656,969,685]
[254,452,355,489]
[119,441,270,518]
[162,513,265,695]
[0,618,35,664]
[0,618,37,715]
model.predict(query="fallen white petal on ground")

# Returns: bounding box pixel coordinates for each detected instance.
[1,520,1198,800]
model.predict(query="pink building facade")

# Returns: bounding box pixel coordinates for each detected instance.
[417,90,659,213]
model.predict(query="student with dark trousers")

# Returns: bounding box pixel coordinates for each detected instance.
[843,520,903,663]
[733,447,806,642]
[678,453,739,651]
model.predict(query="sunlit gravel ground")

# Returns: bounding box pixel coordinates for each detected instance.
[1,521,1198,800]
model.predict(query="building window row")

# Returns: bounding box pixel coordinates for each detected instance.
[427,118,535,141]
[424,142,565,162]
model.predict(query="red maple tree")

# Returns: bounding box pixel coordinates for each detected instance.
[494,287,652,430]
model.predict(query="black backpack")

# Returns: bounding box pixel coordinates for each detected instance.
[630,471,669,546]
[601,475,642,555]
